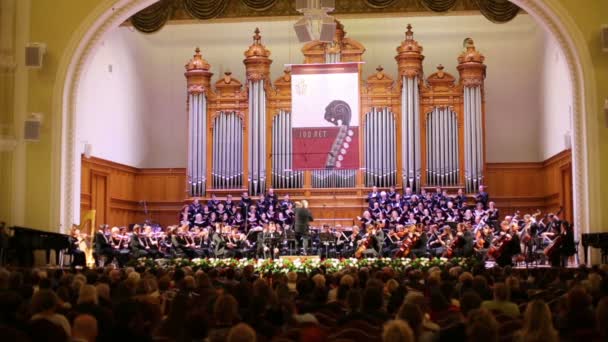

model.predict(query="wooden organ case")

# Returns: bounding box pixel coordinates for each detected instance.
[184,22,487,202]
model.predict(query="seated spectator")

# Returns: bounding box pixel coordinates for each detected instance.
[597,297,608,340]
[397,303,435,342]
[481,282,520,318]
[72,314,98,342]
[466,309,498,342]
[383,319,414,342]
[227,323,257,342]
[30,289,71,336]
[515,300,557,342]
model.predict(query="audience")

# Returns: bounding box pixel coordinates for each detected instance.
[0,264,606,342]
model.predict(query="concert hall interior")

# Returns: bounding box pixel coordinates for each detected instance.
[2,2,608,342]
[0,0,607,268]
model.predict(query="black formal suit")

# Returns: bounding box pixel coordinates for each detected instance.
[294,207,314,253]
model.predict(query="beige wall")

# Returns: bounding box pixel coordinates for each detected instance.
[78,14,550,168]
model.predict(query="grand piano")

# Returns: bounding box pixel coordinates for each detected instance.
[581,233,608,265]
[10,226,72,267]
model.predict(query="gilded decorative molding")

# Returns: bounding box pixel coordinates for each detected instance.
[396,24,424,79]
[184,47,213,94]
[243,28,272,82]
[456,38,486,87]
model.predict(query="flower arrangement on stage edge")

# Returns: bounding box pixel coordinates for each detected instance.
[128,257,480,274]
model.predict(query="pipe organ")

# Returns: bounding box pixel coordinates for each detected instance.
[184,22,486,197]
[212,112,244,189]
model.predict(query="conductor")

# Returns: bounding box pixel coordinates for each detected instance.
[294,200,314,255]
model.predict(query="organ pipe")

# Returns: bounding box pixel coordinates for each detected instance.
[364,108,397,187]
[187,92,207,196]
[426,108,459,187]
[212,112,244,189]
[272,110,303,188]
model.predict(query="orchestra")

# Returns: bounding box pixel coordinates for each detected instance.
[81,186,576,269]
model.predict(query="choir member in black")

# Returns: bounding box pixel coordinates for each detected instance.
[179,205,191,226]
[294,200,314,254]
[230,212,245,231]
[192,213,206,229]
[266,187,278,207]
[247,210,259,228]
[224,194,235,212]
[266,206,277,223]
[405,212,418,226]
[220,212,231,226]
[357,210,375,227]
[109,227,130,267]
[433,187,443,203]
[208,194,221,211]
[403,187,413,202]
[382,186,394,200]
[69,226,87,267]
[370,201,382,218]
[189,198,203,218]
[94,225,116,266]
[280,194,293,211]
[475,185,489,209]
[368,186,380,205]
[455,188,467,208]
[473,202,486,219]
[486,201,500,224]
[240,191,252,213]
[215,202,227,218]
[388,210,402,230]
[462,209,474,225]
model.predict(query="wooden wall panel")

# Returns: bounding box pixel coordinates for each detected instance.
[81,150,572,229]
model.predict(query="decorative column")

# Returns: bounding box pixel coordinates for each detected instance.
[395,24,424,191]
[184,48,213,196]
[457,39,486,193]
[244,28,272,196]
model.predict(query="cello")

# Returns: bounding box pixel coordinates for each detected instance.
[355,225,374,258]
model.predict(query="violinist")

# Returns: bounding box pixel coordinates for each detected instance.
[94,224,114,265]
[130,224,151,259]
[474,225,493,259]
[491,221,516,267]
[410,225,428,258]
[360,224,384,257]
[343,226,362,257]
[143,225,163,259]
[172,225,197,259]
[69,226,87,267]
[110,227,130,267]
[427,224,443,257]
[486,201,500,224]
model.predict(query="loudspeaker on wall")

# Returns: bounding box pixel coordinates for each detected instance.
[25,43,46,68]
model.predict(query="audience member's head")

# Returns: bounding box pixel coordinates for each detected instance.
[30,289,59,315]
[493,282,510,302]
[396,303,423,338]
[214,294,240,325]
[72,314,98,342]
[382,319,414,342]
[520,300,557,342]
[226,323,256,342]
[77,284,98,305]
[466,309,498,342]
